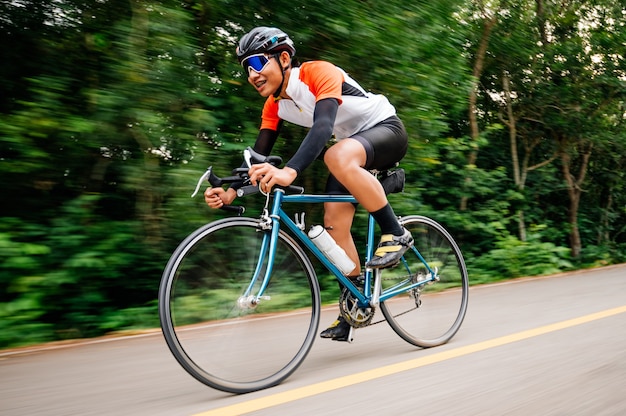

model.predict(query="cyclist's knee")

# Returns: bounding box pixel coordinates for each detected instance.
[323,140,366,172]
[323,147,341,171]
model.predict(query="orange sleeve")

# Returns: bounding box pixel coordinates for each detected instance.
[260,96,281,131]
[299,61,344,104]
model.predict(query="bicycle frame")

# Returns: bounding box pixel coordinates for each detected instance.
[245,189,439,309]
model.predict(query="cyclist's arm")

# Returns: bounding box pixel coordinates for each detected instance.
[208,120,284,208]
[227,126,282,192]
[285,97,339,175]
[252,125,281,155]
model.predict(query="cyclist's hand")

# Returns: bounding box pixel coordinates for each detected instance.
[204,187,236,209]
[249,163,297,192]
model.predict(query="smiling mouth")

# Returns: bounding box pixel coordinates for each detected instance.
[255,80,266,88]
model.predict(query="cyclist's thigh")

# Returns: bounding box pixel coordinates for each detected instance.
[352,115,408,170]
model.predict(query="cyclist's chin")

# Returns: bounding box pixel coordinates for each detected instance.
[253,81,275,97]
[257,87,274,98]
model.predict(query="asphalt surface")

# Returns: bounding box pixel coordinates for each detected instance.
[1,264,625,416]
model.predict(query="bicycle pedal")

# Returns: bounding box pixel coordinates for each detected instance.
[347,326,354,343]
[333,326,354,343]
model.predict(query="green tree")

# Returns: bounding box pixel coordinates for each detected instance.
[1,0,624,348]
[464,0,626,258]
[0,0,219,345]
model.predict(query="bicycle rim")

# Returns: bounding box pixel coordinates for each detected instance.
[380,215,469,347]
[158,217,320,393]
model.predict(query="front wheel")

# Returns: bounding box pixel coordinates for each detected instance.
[159,217,320,393]
[380,215,469,347]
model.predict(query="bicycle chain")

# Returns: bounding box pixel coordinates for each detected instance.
[341,272,423,327]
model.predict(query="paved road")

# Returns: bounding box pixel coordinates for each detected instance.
[2,265,625,416]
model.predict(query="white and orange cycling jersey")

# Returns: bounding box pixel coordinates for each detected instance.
[260,61,396,139]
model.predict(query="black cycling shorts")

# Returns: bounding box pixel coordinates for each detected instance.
[325,115,408,194]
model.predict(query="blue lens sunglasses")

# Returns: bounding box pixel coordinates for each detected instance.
[242,54,274,75]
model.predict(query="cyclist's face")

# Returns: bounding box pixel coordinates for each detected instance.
[247,52,290,97]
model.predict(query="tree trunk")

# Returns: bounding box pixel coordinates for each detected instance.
[559,142,592,258]
[129,0,162,242]
[598,191,612,244]
[462,11,498,211]
[501,72,527,241]
[535,0,548,45]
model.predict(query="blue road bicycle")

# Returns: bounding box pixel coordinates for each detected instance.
[158,148,469,394]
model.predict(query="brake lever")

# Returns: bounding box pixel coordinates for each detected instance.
[191,167,212,198]
[243,148,252,169]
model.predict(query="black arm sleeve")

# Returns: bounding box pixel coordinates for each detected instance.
[285,98,339,175]
[252,126,281,156]
[240,127,281,167]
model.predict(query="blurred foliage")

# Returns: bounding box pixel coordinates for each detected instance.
[467,225,573,284]
[0,0,625,348]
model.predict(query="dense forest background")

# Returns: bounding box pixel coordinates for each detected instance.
[1,0,625,348]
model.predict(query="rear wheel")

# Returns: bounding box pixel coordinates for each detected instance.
[159,217,320,393]
[380,215,469,347]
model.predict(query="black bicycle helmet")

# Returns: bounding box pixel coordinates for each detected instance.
[236,27,296,63]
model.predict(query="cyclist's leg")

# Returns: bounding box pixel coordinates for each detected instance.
[324,116,412,269]
[323,177,361,276]
[323,138,386,213]
[319,178,360,341]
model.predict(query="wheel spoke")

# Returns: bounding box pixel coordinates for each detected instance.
[380,216,469,347]
[159,218,320,393]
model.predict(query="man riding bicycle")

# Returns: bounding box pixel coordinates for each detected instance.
[205,26,412,341]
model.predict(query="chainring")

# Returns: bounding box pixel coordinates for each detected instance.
[339,288,375,328]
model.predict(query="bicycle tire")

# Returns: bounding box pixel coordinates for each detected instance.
[380,215,469,348]
[159,217,320,393]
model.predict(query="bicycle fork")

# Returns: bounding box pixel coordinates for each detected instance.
[236,196,282,310]
[235,230,273,309]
